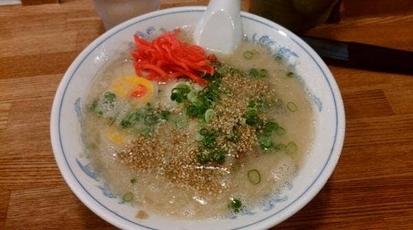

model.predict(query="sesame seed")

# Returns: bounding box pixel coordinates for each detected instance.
[117,64,278,194]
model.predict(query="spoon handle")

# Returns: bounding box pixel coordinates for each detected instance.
[194,0,242,54]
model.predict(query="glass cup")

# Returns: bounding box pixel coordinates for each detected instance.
[93,0,161,31]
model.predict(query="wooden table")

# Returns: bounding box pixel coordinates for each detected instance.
[1,0,412,229]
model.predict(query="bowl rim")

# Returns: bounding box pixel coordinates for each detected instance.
[50,6,345,230]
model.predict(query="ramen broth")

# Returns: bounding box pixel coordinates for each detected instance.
[83,34,314,219]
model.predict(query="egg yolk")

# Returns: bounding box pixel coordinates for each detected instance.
[110,75,154,104]
[105,126,128,146]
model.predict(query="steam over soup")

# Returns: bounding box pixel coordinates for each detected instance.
[83,30,314,219]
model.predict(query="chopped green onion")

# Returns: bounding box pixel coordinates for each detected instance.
[197,128,226,164]
[202,134,216,149]
[187,90,199,103]
[122,192,133,202]
[248,99,261,109]
[211,150,226,164]
[276,127,286,136]
[243,50,254,60]
[197,153,211,165]
[140,127,152,138]
[199,128,218,149]
[287,102,298,112]
[171,84,191,103]
[172,115,188,128]
[160,110,171,120]
[286,142,298,154]
[260,139,274,151]
[104,91,116,102]
[130,178,137,184]
[228,198,242,213]
[247,169,261,185]
[244,109,261,126]
[120,110,142,128]
[186,104,200,117]
[179,76,221,120]
[199,128,209,136]
[144,114,159,125]
[262,121,279,136]
[92,92,117,117]
[247,68,269,78]
[204,109,215,123]
[286,71,295,78]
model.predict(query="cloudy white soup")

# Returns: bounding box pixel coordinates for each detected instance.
[83,29,314,219]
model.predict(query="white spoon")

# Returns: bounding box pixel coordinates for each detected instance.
[194,0,242,55]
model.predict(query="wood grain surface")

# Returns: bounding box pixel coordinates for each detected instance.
[1,0,413,229]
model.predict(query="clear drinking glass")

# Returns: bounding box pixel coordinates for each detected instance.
[93,0,161,30]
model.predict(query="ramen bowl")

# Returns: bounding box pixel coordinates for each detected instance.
[50,6,345,230]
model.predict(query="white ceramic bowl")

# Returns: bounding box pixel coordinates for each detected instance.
[50,6,345,230]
